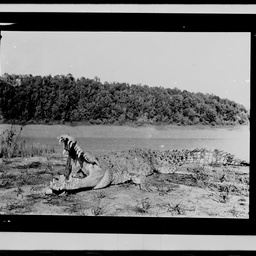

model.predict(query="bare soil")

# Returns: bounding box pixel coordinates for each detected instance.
[0,155,249,218]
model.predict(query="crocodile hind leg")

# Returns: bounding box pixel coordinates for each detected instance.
[50,165,106,191]
[136,175,180,192]
[130,175,157,192]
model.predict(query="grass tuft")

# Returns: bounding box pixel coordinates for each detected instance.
[133,198,151,214]
[0,125,56,158]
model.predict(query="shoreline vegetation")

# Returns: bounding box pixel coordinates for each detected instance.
[0,120,250,129]
[0,74,250,127]
[0,125,56,158]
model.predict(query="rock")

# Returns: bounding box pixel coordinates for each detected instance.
[17,194,23,199]
[44,187,53,195]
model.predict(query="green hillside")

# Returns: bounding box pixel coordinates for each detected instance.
[0,74,250,126]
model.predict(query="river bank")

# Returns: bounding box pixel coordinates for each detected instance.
[0,154,249,218]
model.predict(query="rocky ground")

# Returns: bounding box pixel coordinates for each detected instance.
[0,154,249,218]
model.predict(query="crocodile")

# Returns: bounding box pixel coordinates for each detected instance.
[58,134,100,180]
[49,134,249,192]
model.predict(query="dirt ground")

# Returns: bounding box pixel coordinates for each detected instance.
[0,154,249,218]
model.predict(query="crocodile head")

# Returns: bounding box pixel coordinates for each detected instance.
[58,134,77,155]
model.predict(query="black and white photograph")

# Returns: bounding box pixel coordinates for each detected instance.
[0,28,250,219]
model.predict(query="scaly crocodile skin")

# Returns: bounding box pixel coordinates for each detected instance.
[49,135,249,192]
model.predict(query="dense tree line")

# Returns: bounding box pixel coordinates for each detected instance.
[0,74,250,126]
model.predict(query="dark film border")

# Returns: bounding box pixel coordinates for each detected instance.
[0,12,254,235]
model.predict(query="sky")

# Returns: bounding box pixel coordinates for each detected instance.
[0,31,250,108]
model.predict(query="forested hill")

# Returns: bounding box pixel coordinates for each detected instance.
[0,74,250,126]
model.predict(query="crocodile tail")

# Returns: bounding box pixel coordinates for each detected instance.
[185,148,249,166]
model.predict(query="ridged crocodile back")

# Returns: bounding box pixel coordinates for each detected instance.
[97,151,154,185]
[149,148,249,174]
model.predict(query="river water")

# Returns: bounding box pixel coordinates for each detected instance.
[0,124,250,162]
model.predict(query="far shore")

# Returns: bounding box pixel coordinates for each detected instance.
[0,120,250,130]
